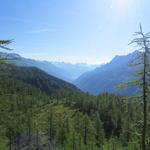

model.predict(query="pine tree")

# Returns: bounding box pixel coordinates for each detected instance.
[92,112,104,147]
[0,40,12,50]
[0,40,13,63]
[124,24,150,150]
[82,114,95,145]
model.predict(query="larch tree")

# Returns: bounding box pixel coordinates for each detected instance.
[126,24,150,150]
[0,40,13,63]
[0,40,12,50]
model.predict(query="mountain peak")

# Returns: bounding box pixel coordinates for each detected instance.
[74,51,139,96]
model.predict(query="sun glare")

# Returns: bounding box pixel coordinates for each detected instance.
[117,0,128,8]
[111,0,134,11]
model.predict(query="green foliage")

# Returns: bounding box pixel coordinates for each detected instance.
[0,40,12,50]
[0,40,13,64]
[119,25,150,150]
[0,64,149,150]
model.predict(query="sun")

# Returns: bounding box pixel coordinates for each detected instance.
[111,0,134,11]
[116,0,129,9]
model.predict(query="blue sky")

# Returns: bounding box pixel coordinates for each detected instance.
[0,0,150,64]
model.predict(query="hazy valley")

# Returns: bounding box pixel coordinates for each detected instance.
[1,0,150,149]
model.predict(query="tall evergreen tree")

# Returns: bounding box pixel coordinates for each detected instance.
[126,24,150,150]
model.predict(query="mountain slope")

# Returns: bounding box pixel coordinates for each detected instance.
[0,58,144,150]
[0,64,79,96]
[0,52,99,82]
[0,52,72,82]
[74,51,139,96]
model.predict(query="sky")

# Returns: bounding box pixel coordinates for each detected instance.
[0,0,150,64]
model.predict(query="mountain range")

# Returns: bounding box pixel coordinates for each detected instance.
[74,51,139,96]
[0,51,140,96]
[0,52,98,82]
[51,62,99,80]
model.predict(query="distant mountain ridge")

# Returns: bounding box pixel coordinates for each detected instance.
[1,51,140,96]
[52,61,99,79]
[0,52,71,81]
[74,51,139,96]
[0,52,99,82]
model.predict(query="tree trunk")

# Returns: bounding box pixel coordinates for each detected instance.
[36,129,39,150]
[142,50,147,150]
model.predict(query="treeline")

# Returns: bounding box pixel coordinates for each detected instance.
[0,70,150,150]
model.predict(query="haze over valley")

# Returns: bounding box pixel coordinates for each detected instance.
[1,0,150,149]
[0,51,139,96]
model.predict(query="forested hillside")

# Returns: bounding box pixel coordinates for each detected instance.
[0,64,79,96]
[0,64,149,150]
